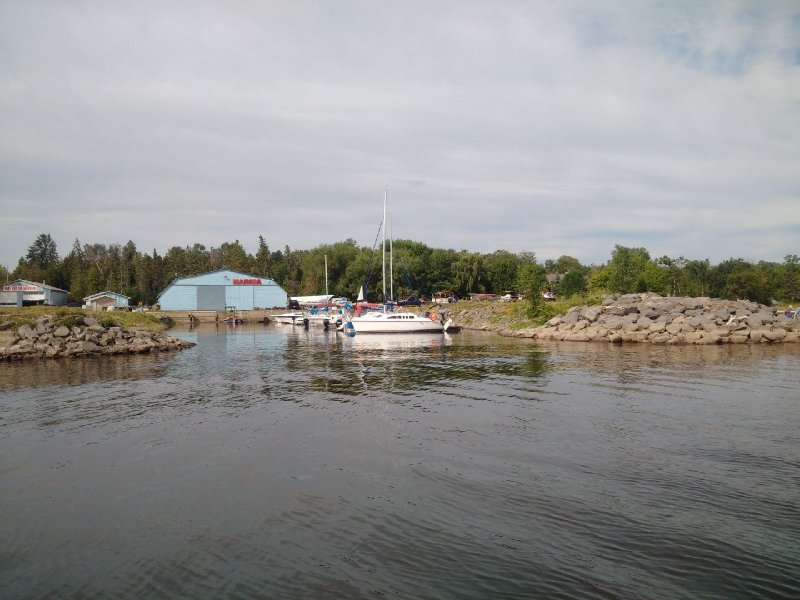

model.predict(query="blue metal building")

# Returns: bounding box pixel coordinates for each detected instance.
[157,270,287,311]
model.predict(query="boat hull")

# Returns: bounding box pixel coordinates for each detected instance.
[347,312,445,334]
[274,313,307,325]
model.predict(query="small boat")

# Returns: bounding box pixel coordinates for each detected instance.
[305,307,344,329]
[273,312,307,326]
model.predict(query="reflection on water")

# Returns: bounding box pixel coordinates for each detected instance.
[1,324,799,599]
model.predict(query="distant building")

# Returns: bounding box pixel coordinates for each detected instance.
[83,291,130,311]
[0,279,68,307]
[157,269,288,311]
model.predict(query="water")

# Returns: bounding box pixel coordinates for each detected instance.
[1,325,799,599]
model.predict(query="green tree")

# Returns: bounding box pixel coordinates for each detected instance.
[722,266,770,304]
[781,255,799,301]
[517,259,547,318]
[559,270,587,297]
[452,252,484,297]
[483,250,519,293]
[588,265,612,293]
[254,236,271,277]
[608,245,651,293]
[684,259,712,297]
[219,240,250,272]
[26,233,59,269]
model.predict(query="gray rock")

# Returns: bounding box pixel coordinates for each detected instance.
[580,306,602,322]
[53,326,71,338]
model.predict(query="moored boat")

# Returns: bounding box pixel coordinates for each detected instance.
[273,312,307,326]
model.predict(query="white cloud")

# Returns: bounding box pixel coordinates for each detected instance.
[1,0,798,271]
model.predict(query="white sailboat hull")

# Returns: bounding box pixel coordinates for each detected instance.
[348,311,445,333]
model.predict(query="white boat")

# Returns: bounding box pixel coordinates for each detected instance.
[344,189,452,335]
[305,309,344,328]
[348,310,449,333]
[291,294,334,307]
[273,312,307,325]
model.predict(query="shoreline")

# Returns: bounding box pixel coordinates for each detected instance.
[437,293,800,344]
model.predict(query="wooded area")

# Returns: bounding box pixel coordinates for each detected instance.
[5,234,799,307]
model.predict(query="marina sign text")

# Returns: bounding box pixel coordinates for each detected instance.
[3,285,38,292]
[232,279,262,285]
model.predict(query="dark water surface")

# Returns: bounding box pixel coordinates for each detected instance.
[1,325,798,599]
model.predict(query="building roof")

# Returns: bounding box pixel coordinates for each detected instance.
[83,291,130,301]
[4,279,67,293]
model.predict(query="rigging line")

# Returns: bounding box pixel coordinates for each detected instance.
[359,218,385,296]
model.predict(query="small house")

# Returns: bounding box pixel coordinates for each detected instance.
[83,291,131,311]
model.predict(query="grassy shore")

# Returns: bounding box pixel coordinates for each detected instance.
[0,307,168,333]
[415,293,605,332]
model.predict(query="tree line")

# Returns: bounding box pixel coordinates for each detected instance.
[4,234,798,307]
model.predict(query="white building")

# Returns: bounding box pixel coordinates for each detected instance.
[0,280,68,306]
[83,291,131,311]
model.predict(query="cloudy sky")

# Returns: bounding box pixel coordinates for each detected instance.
[1,1,798,271]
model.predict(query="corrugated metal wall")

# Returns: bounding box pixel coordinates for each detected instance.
[253,286,286,309]
[158,270,288,310]
[160,285,198,310]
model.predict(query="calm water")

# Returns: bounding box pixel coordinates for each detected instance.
[1,324,799,599]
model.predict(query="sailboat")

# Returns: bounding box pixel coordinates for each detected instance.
[345,190,452,334]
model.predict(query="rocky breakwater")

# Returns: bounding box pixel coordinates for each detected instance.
[529,294,800,344]
[0,315,195,360]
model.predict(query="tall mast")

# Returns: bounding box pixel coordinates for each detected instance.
[382,188,387,303]
[389,214,393,302]
[324,254,328,297]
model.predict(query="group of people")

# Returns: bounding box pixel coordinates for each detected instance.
[785,306,799,319]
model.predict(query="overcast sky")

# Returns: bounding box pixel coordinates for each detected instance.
[1,1,798,271]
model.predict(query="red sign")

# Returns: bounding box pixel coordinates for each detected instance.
[3,285,37,292]
[232,279,262,285]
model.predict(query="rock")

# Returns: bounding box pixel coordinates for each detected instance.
[1,315,195,361]
[580,306,602,322]
[649,333,671,344]
[562,311,579,325]
[16,325,36,339]
[763,329,787,342]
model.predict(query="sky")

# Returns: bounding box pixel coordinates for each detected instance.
[1,0,798,271]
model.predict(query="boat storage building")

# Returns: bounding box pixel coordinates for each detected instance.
[83,291,130,311]
[0,280,68,306]
[157,270,288,311]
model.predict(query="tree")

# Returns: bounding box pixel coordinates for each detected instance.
[559,269,587,297]
[254,236,271,277]
[517,260,547,318]
[608,245,650,293]
[781,255,799,301]
[452,252,484,296]
[684,259,711,297]
[26,233,59,269]
[588,265,612,293]
[483,250,519,293]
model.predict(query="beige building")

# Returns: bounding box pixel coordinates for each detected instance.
[83,291,130,311]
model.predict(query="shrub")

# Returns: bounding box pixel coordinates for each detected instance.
[99,315,118,328]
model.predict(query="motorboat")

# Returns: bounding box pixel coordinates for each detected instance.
[273,312,307,326]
